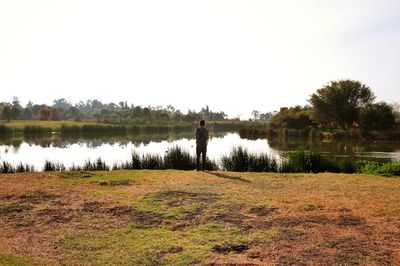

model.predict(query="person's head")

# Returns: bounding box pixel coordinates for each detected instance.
[199,119,205,127]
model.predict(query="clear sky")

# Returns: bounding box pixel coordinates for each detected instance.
[1,0,399,118]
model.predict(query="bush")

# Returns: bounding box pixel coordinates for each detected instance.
[360,160,400,177]
[375,161,400,176]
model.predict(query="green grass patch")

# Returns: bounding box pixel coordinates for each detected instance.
[59,222,260,266]
[0,253,45,266]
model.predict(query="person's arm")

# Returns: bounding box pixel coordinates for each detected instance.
[206,129,209,142]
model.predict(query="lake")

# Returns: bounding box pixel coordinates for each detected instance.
[0,132,399,170]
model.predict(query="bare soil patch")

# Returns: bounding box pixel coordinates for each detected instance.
[152,190,220,207]
[35,208,76,224]
[98,179,132,186]
[108,205,164,227]
[249,205,279,216]
[336,215,365,226]
[212,243,249,254]
[59,171,95,179]
[0,204,32,215]
[18,190,60,204]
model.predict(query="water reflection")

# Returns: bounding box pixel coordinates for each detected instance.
[266,137,400,159]
[0,133,399,170]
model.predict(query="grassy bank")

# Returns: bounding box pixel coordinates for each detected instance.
[0,170,399,265]
[0,120,246,136]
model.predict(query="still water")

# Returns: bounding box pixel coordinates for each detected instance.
[0,132,399,170]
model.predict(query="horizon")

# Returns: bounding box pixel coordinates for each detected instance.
[1,1,400,118]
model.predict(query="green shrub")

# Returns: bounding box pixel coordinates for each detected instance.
[360,160,400,177]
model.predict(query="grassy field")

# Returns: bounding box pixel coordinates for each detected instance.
[0,120,99,130]
[0,170,399,265]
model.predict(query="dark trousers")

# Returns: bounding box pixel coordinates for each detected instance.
[196,145,207,171]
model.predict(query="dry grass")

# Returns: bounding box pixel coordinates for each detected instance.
[0,170,399,265]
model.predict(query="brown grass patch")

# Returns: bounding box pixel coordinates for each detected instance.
[0,171,400,265]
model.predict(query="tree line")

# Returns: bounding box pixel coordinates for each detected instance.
[0,98,229,124]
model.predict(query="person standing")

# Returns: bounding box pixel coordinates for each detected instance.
[195,119,209,171]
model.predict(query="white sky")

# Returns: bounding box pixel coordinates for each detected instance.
[1,0,400,118]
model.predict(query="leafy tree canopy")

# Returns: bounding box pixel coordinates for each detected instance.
[309,80,375,129]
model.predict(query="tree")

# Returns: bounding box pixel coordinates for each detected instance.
[360,102,396,130]
[38,108,52,120]
[11,97,22,120]
[53,98,72,110]
[391,102,400,124]
[270,106,314,129]
[309,80,375,129]
[0,104,12,122]
[251,110,260,121]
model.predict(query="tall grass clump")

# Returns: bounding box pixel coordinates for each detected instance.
[141,154,164,169]
[23,125,52,135]
[16,163,35,173]
[0,161,16,173]
[248,154,278,172]
[203,159,218,171]
[164,146,195,170]
[43,160,66,171]
[0,125,13,135]
[281,151,340,173]
[221,146,249,172]
[221,146,278,172]
[82,158,110,171]
[0,161,35,173]
[120,151,142,169]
